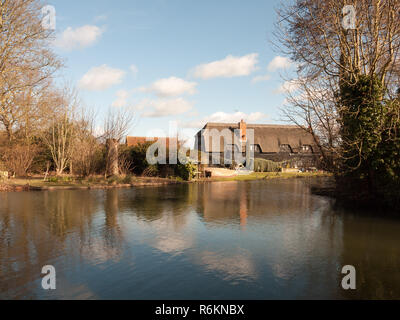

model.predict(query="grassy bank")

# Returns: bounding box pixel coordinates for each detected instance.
[0,171,332,192]
[200,171,332,182]
[0,175,184,191]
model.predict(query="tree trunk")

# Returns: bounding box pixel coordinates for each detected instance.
[56,167,64,176]
[106,139,119,177]
[3,121,13,142]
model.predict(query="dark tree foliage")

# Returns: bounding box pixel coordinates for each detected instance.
[340,74,400,207]
[128,142,154,175]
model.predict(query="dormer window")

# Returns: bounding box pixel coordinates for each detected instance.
[302,145,312,153]
[279,144,292,153]
[250,144,261,153]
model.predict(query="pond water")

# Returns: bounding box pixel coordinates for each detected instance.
[0,179,399,299]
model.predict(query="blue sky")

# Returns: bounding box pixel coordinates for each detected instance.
[50,0,293,139]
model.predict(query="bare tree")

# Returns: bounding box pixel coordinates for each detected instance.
[1,142,38,176]
[70,107,100,177]
[0,0,62,141]
[274,0,400,169]
[281,76,341,169]
[41,88,78,176]
[102,107,135,177]
[118,153,133,175]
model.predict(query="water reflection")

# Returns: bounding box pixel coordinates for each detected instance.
[339,211,400,299]
[0,179,400,299]
[0,191,101,299]
[196,250,257,282]
[196,180,316,225]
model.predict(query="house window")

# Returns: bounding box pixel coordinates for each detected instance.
[302,145,312,153]
[279,144,292,153]
[250,145,261,153]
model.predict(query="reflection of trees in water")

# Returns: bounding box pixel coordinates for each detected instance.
[284,205,343,299]
[0,191,99,299]
[120,185,193,229]
[113,185,196,255]
[72,189,127,266]
[3,182,398,299]
[103,189,123,251]
[43,191,100,238]
[338,211,400,299]
[0,186,196,298]
[0,190,133,298]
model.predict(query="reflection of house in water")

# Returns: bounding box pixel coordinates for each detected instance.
[197,180,315,227]
[197,182,247,225]
[239,187,248,229]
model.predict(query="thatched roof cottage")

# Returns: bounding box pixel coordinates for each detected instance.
[194,120,319,167]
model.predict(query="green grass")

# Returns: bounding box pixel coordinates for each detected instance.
[208,171,332,182]
[2,175,177,189]
[1,171,333,191]
[5,178,86,188]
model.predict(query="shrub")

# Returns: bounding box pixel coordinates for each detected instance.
[254,159,282,172]
[142,165,159,177]
[118,146,133,175]
[1,143,39,177]
[71,137,102,177]
[121,174,134,184]
[129,142,154,175]
[175,159,196,181]
[107,175,119,185]
[48,176,59,183]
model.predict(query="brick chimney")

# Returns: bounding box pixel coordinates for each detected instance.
[239,119,247,142]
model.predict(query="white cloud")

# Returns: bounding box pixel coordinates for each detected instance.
[112,90,130,107]
[94,15,107,22]
[79,65,125,91]
[267,56,293,72]
[130,65,138,76]
[134,98,151,111]
[54,25,103,50]
[275,80,300,94]
[192,53,259,79]
[252,74,271,83]
[139,77,197,97]
[136,98,194,118]
[182,111,267,128]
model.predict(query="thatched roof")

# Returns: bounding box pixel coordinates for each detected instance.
[196,123,317,153]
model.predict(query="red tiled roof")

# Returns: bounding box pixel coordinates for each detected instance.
[126,136,177,148]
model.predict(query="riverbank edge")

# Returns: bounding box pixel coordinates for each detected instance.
[203,171,332,182]
[0,177,183,192]
[0,172,332,192]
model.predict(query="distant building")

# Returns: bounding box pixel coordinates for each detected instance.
[194,120,319,168]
